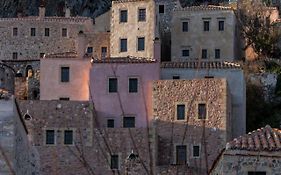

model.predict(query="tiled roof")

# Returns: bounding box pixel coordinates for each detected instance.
[91,56,157,64]
[161,61,241,69]
[226,125,281,152]
[44,52,78,59]
[0,16,91,23]
[175,5,233,11]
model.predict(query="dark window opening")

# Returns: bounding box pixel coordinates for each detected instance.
[12,52,18,60]
[248,172,266,175]
[120,10,128,23]
[138,37,145,51]
[159,5,165,14]
[111,155,119,169]
[173,75,180,80]
[193,145,200,157]
[62,28,67,37]
[13,27,18,36]
[138,8,146,21]
[109,78,118,93]
[45,28,50,36]
[107,119,115,128]
[101,47,107,58]
[203,21,209,31]
[182,49,189,57]
[177,104,185,120]
[120,39,127,52]
[202,49,207,59]
[219,21,224,31]
[176,145,187,165]
[182,22,188,32]
[61,67,70,82]
[215,49,220,59]
[64,130,73,145]
[87,47,93,53]
[46,130,55,145]
[59,97,70,101]
[31,28,36,36]
[129,78,138,93]
[123,117,135,128]
[198,103,206,119]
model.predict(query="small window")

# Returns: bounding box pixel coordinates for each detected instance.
[248,172,266,175]
[120,10,128,23]
[203,21,209,31]
[215,49,220,59]
[107,119,115,128]
[87,47,93,53]
[40,53,45,58]
[111,155,119,169]
[31,28,36,36]
[45,28,50,37]
[64,130,73,145]
[123,116,135,128]
[59,97,70,101]
[202,49,207,59]
[198,103,206,119]
[218,21,224,31]
[173,75,180,80]
[61,67,70,82]
[193,145,200,157]
[46,130,55,145]
[120,39,127,52]
[101,47,107,58]
[62,28,67,37]
[182,49,189,57]
[109,78,118,93]
[13,27,18,36]
[12,52,18,60]
[137,37,145,51]
[129,78,138,93]
[159,5,165,14]
[177,104,185,120]
[182,22,188,32]
[138,8,146,22]
[176,145,187,165]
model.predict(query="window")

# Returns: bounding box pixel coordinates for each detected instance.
[109,78,118,93]
[123,116,135,128]
[87,47,93,53]
[137,37,145,51]
[40,53,45,58]
[182,22,188,32]
[101,47,107,58]
[218,21,224,31]
[202,49,207,59]
[45,28,50,36]
[198,103,207,119]
[120,10,128,23]
[111,155,119,169]
[203,21,209,31]
[59,97,70,101]
[120,38,127,52]
[248,172,266,175]
[173,75,180,80]
[215,49,220,59]
[138,8,146,21]
[46,130,55,145]
[31,28,36,36]
[193,145,200,157]
[107,119,115,128]
[62,28,67,37]
[159,5,165,14]
[176,145,187,165]
[177,104,185,120]
[13,27,18,36]
[12,52,18,60]
[64,130,73,145]
[182,49,189,57]
[61,67,70,82]
[129,78,138,93]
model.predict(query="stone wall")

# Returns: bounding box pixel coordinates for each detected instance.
[152,79,230,174]
[87,32,110,59]
[0,17,93,60]
[18,100,155,175]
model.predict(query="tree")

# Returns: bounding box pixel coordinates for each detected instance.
[238,0,281,59]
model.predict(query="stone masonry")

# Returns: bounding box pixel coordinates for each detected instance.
[152,78,231,174]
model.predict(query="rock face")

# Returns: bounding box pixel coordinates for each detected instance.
[0,0,232,18]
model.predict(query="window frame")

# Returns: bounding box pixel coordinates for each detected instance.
[215,49,220,59]
[218,20,225,31]
[120,9,128,23]
[176,103,185,121]
[12,52,18,60]
[182,49,190,57]
[62,28,68,37]
[101,47,107,58]
[197,103,207,120]
[45,129,56,145]
[110,154,120,170]
[45,28,50,37]
[108,77,118,93]
[201,49,208,59]
[12,27,18,36]
[137,37,145,51]
[173,75,180,80]
[60,66,70,83]
[138,8,146,22]
[182,21,188,32]
[175,145,187,165]
[63,129,74,145]
[128,77,139,93]
[31,28,36,36]
[203,21,210,31]
[120,38,128,52]
[107,119,115,128]
[192,145,201,158]
[159,4,165,14]
[123,116,135,128]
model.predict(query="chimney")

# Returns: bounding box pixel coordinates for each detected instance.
[76,31,87,58]
[153,37,161,61]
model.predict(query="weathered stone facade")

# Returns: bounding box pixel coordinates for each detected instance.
[171,5,238,61]
[152,79,231,174]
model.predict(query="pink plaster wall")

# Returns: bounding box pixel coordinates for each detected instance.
[40,58,91,101]
[90,62,160,128]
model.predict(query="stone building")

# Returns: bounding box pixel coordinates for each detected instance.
[18,100,155,175]
[40,51,91,101]
[210,125,281,175]
[90,55,160,128]
[161,61,246,138]
[110,0,158,58]
[0,95,39,175]
[171,5,238,61]
[152,78,232,174]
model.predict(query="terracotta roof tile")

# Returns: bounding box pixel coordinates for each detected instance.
[161,61,241,69]
[227,125,281,152]
[91,56,157,64]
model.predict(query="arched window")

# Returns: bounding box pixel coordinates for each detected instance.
[25,65,33,77]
